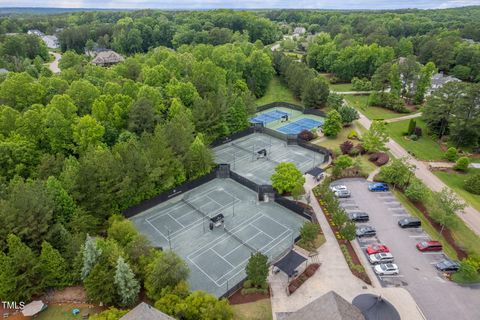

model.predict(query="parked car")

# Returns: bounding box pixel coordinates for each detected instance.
[416,241,443,252]
[366,244,390,255]
[435,259,460,272]
[356,226,376,238]
[368,182,389,192]
[398,217,421,228]
[335,190,351,198]
[368,252,394,264]
[349,212,369,222]
[374,263,399,275]
[330,185,348,193]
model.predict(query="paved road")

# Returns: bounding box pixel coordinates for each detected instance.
[385,112,422,123]
[337,178,480,320]
[355,110,480,236]
[48,51,61,74]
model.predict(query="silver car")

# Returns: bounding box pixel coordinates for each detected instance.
[335,190,351,198]
[368,252,394,264]
[374,263,399,275]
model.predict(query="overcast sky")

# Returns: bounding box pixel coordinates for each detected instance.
[1,0,479,9]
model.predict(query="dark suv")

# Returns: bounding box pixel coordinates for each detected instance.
[398,217,421,228]
[349,212,370,222]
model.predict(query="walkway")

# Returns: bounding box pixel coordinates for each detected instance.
[269,175,425,320]
[356,109,480,236]
[385,112,422,123]
[334,90,373,95]
[48,51,61,74]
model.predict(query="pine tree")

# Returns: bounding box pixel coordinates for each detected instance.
[185,134,214,179]
[81,235,102,280]
[114,256,140,307]
[37,241,68,288]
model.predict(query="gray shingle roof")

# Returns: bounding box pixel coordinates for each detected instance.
[283,291,365,320]
[91,50,124,65]
[120,302,175,320]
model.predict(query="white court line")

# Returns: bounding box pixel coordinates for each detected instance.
[166,213,186,228]
[251,225,274,239]
[146,219,170,240]
[210,248,235,268]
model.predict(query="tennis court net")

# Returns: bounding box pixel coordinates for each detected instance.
[231,142,253,154]
[224,226,257,252]
[182,198,209,219]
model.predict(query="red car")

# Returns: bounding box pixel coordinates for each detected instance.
[416,241,442,252]
[366,244,390,255]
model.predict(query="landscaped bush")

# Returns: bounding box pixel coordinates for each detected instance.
[348,147,360,157]
[340,140,354,154]
[454,157,470,171]
[405,178,430,202]
[409,134,418,141]
[369,92,409,113]
[298,129,315,141]
[369,152,389,166]
[464,174,480,195]
[354,144,366,155]
[413,126,423,137]
[347,130,359,140]
[351,77,373,91]
[445,147,458,161]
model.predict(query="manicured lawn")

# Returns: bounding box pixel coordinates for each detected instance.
[393,190,459,260]
[386,119,445,161]
[343,95,405,120]
[256,76,301,106]
[232,299,273,320]
[330,82,354,92]
[36,305,103,320]
[434,169,480,213]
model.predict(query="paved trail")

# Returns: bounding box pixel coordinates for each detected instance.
[48,51,61,74]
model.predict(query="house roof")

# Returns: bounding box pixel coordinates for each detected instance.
[431,73,460,86]
[22,300,46,317]
[91,50,124,65]
[120,302,175,320]
[0,68,9,74]
[284,291,365,320]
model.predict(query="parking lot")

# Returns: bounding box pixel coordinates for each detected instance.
[334,178,480,320]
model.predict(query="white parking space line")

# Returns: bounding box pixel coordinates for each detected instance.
[409,235,430,238]
[379,275,405,278]
[422,252,445,255]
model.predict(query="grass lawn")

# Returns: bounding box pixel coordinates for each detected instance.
[232,299,273,320]
[330,82,354,92]
[343,95,405,120]
[434,169,480,213]
[298,232,326,252]
[256,76,301,107]
[393,190,459,260]
[385,119,445,161]
[36,305,103,320]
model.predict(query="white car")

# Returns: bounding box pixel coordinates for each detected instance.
[374,263,399,275]
[368,252,394,264]
[330,185,348,193]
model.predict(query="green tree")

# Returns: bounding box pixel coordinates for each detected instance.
[301,76,329,108]
[0,72,46,111]
[444,147,458,161]
[89,308,128,320]
[339,220,356,241]
[414,61,436,105]
[185,134,214,179]
[145,251,189,301]
[363,120,389,152]
[455,260,479,282]
[299,222,320,247]
[114,256,140,307]
[36,241,68,289]
[84,260,117,305]
[454,157,470,171]
[72,115,105,153]
[337,105,359,125]
[407,119,416,135]
[464,174,480,195]
[405,178,430,202]
[332,154,353,177]
[245,252,269,288]
[292,181,306,203]
[128,97,156,135]
[81,235,102,280]
[177,291,233,320]
[245,50,274,98]
[322,110,343,137]
[271,162,305,194]
[66,79,100,115]
[379,157,415,188]
[428,188,466,233]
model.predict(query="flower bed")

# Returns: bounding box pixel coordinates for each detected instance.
[316,197,372,285]
[288,263,320,295]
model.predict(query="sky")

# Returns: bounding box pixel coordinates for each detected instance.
[1,0,479,9]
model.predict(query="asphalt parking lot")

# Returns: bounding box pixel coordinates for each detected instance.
[333,178,480,320]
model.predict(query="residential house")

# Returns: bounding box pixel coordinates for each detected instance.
[91,50,125,67]
[120,302,175,320]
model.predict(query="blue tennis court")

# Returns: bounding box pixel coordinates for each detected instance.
[251,109,289,125]
[277,118,323,134]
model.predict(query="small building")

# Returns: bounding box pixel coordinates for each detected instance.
[91,50,124,67]
[27,29,44,37]
[42,35,59,49]
[0,68,9,75]
[120,302,174,320]
[283,291,365,320]
[293,27,306,35]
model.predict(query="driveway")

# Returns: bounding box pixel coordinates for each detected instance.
[336,178,480,320]
[48,51,61,74]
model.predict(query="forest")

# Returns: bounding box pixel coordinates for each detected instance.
[0,7,479,319]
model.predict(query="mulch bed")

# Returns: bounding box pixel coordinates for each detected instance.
[431,167,464,174]
[288,263,321,295]
[228,289,270,305]
[398,189,468,260]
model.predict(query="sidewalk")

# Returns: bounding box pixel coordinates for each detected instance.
[269,175,425,320]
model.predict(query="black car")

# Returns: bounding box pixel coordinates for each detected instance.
[349,212,370,222]
[398,217,421,228]
[435,259,460,272]
[356,226,376,238]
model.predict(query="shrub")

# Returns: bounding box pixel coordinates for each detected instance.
[243,280,252,289]
[329,76,339,84]
[351,77,373,91]
[445,147,458,161]
[464,174,480,195]
[407,119,416,135]
[299,129,315,141]
[347,130,358,140]
[454,157,470,172]
[409,134,418,141]
[355,144,366,155]
[348,147,360,157]
[413,126,422,137]
[405,179,429,202]
[340,140,354,154]
[369,92,409,113]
